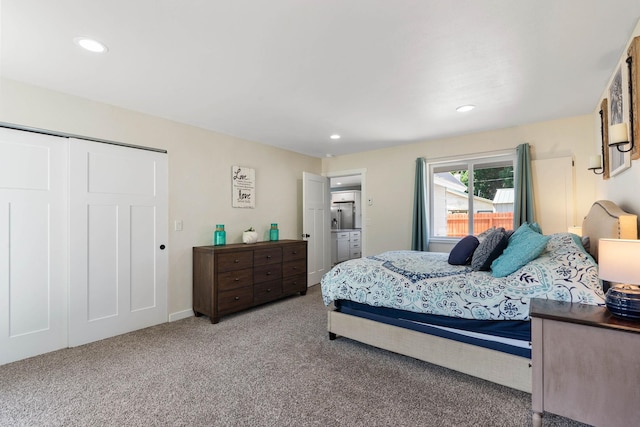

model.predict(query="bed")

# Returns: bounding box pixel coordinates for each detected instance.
[321,200,637,392]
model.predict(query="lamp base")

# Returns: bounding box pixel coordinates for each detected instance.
[605,284,640,320]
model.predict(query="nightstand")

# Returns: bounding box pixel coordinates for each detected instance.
[530,298,640,427]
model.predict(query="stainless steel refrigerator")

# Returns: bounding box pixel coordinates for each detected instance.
[331,202,355,229]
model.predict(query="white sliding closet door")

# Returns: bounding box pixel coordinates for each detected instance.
[0,128,68,365]
[68,139,168,347]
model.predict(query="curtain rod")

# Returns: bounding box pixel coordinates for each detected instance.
[0,121,167,154]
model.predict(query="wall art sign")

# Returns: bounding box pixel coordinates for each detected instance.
[232,166,255,208]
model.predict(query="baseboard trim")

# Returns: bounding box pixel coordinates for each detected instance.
[169,309,194,322]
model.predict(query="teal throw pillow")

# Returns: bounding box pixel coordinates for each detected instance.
[490,223,550,277]
[529,222,543,234]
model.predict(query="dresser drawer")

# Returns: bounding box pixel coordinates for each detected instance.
[254,280,283,304]
[283,243,306,261]
[283,258,306,277]
[335,232,350,240]
[217,251,253,272]
[217,268,253,291]
[254,264,282,283]
[283,273,307,293]
[217,286,253,313]
[254,247,282,266]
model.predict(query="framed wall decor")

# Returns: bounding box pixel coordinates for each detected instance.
[627,36,640,160]
[608,65,631,177]
[600,98,610,179]
[232,165,255,208]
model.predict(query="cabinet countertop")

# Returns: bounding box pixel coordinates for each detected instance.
[331,229,361,232]
[529,298,640,335]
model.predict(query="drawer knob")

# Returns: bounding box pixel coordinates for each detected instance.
[234,278,240,281]
[292,251,297,254]
[267,288,271,292]
[234,296,240,301]
[267,255,272,259]
[266,271,271,276]
[234,259,240,263]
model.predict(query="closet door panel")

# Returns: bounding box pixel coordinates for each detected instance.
[69,139,167,347]
[87,204,119,320]
[0,128,68,365]
[9,201,51,335]
[130,205,156,311]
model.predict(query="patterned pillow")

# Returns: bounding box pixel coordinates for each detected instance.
[476,227,497,243]
[491,223,551,277]
[448,235,480,265]
[471,229,509,271]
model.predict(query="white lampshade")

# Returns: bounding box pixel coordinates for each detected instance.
[599,239,640,284]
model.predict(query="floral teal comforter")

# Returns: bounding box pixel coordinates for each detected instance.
[321,233,604,321]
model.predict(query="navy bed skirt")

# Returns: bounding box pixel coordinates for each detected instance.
[334,300,531,358]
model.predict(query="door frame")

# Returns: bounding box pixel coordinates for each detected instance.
[326,169,367,257]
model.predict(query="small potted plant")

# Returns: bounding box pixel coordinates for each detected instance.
[242,227,258,244]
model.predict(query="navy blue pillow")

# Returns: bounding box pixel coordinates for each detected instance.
[448,235,480,265]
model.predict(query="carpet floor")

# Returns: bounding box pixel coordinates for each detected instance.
[0,285,588,426]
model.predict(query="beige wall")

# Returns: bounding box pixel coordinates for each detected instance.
[0,78,321,319]
[594,20,640,225]
[323,115,597,254]
[6,13,639,319]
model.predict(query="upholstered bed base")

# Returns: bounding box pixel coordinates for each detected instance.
[325,200,637,394]
[328,310,532,392]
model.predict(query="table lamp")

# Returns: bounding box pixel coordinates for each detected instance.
[599,238,640,319]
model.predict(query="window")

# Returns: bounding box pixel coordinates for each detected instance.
[428,151,516,239]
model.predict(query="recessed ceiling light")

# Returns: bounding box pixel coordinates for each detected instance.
[325,153,334,158]
[74,37,108,53]
[330,134,341,140]
[456,105,475,113]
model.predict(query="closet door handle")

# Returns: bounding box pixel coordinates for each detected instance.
[159,244,166,250]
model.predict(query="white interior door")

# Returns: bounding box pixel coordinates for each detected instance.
[69,139,168,347]
[532,156,574,234]
[302,172,330,286]
[0,128,68,365]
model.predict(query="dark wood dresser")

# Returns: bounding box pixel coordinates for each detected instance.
[193,240,307,323]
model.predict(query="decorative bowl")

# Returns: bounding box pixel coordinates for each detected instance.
[242,230,258,244]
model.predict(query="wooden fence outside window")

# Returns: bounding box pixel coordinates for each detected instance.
[447,212,514,237]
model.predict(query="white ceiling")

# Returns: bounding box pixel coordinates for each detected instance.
[2,1,640,158]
